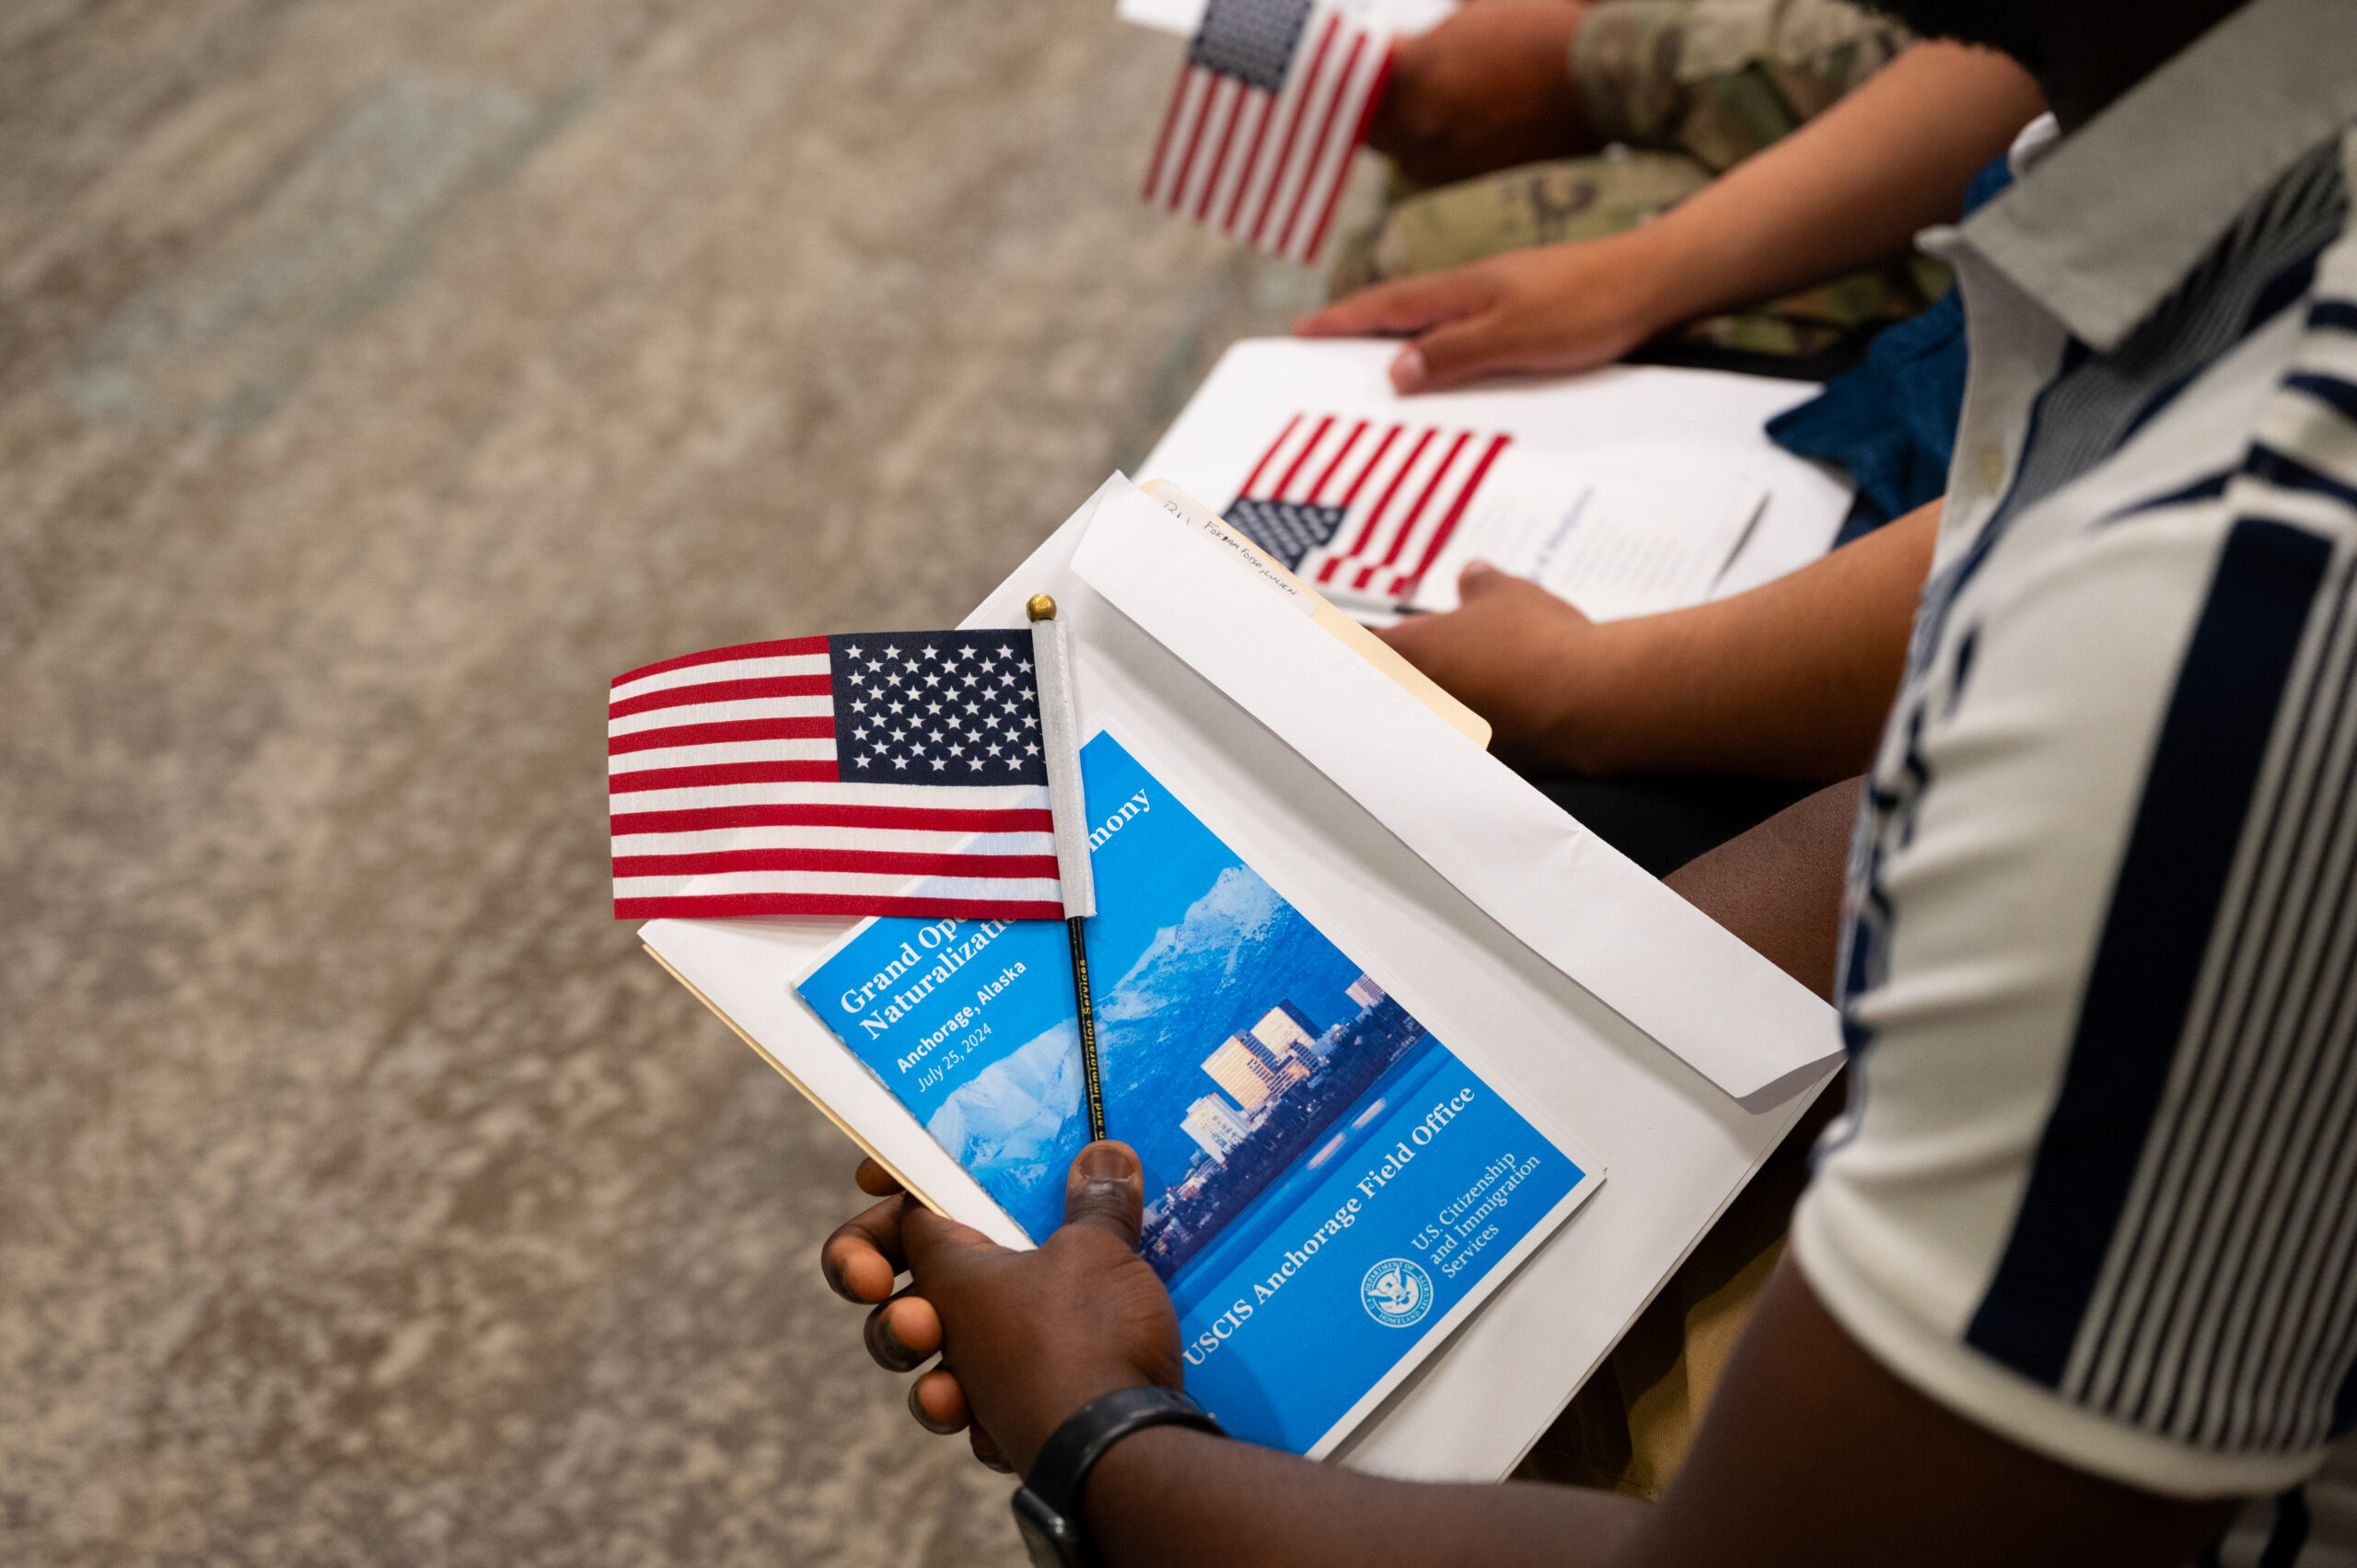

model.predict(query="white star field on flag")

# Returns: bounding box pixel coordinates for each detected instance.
[834,635,1049,784]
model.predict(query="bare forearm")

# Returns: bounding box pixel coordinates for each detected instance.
[1068,1265,2233,1568]
[1086,1427,1646,1568]
[1620,43,2043,331]
[1567,500,1938,780]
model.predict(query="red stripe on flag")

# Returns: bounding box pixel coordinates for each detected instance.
[607,715,835,756]
[612,635,830,690]
[608,673,831,720]
[610,761,839,794]
[614,848,1060,879]
[1192,76,1249,222]
[617,893,1063,922]
[1236,413,1302,497]
[1248,13,1341,249]
[1219,91,1278,232]
[1141,59,1198,200]
[1395,432,1510,595]
[1307,419,1367,502]
[612,803,1052,836]
[1277,29,1366,259]
[1151,68,1207,205]
[1163,69,1220,215]
[1336,424,1400,508]
[1321,424,1431,582]
[1273,414,1334,499]
[1301,44,1395,261]
[1356,429,1471,590]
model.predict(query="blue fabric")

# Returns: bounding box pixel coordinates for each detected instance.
[1768,157,2015,540]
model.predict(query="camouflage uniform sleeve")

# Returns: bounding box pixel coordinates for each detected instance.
[1572,0,1914,171]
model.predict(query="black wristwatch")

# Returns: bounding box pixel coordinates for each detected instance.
[1010,1387,1226,1567]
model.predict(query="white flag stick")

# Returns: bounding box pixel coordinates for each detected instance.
[1028,595,1106,1141]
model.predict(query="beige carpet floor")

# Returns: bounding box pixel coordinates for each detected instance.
[0,2,1332,1562]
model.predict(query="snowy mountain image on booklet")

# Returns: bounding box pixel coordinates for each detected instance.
[795,730,1601,1455]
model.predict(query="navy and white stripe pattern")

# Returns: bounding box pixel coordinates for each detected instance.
[1843,138,2352,1087]
[1904,140,2349,691]
[1975,228,2357,1457]
[1797,7,2357,1539]
[1997,141,2348,534]
[1808,125,2357,1528]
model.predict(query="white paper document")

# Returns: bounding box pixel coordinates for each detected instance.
[1141,338,1853,620]
[643,474,1841,1481]
[1408,447,1771,619]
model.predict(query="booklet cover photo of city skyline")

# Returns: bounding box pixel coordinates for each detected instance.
[795,730,1602,1456]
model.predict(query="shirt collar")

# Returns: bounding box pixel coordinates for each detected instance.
[1956,0,2357,354]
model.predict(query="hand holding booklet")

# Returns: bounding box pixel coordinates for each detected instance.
[633,468,1840,1480]
[795,728,1600,1454]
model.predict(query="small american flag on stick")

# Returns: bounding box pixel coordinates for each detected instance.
[1224,412,1512,608]
[1143,0,1392,264]
[610,633,1064,922]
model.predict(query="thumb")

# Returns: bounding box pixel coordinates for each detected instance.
[1061,1141,1145,1246]
[1454,559,1585,620]
[1456,558,1506,600]
[1449,563,1596,654]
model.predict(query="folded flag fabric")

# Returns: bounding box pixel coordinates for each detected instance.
[610,633,1063,922]
[1143,0,1392,264]
[1223,412,1511,607]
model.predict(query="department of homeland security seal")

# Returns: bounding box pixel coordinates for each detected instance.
[1360,1258,1434,1329]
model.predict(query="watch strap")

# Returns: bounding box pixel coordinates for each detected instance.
[1023,1385,1226,1526]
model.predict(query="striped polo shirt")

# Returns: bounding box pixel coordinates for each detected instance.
[1789,1,2357,1561]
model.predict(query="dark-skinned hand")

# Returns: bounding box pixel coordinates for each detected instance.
[820,1141,1184,1478]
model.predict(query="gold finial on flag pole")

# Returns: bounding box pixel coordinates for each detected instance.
[1026,593,1057,622]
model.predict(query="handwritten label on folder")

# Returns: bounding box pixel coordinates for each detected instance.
[796,731,1597,1455]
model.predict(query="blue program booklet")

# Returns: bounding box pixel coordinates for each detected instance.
[795,730,1602,1456]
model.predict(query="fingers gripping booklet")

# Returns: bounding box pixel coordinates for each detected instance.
[795,729,1601,1457]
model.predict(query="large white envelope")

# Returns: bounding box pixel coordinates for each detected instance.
[1074,478,1838,1102]
[644,474,1841,1481]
